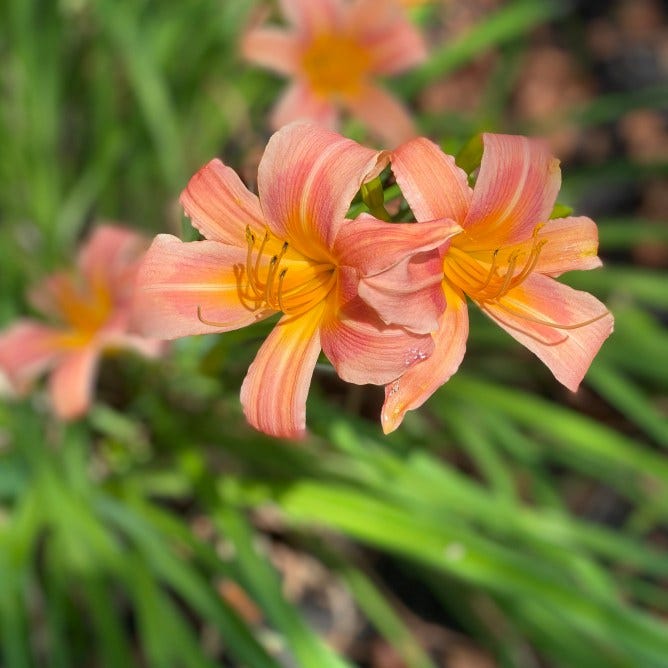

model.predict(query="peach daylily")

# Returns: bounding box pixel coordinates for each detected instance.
[132,123,460,439]
[0,225,164,419]
[241,0,426,146]
[367,133,614,433]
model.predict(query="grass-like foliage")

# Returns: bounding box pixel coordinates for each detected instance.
[0,0,667,666]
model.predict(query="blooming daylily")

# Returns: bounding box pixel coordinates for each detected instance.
[0,225,164,419]
[241,0,426,146]
[132,123,460,439]
[369,133,614,433]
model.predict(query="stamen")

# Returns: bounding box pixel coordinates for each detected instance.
[495,302,611,331]
[488,253,518,301]
[477,249,499,291]
[197,305,228,328]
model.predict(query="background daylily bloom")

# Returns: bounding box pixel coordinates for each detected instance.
[0,225,164,420]
[132,123,460,439]
[373,133,614,433]
[241,0,427,146]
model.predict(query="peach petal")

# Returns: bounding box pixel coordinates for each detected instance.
[258,123,387,248]
[357,250,445,334]
[381,284,468,434]
[0,320,62,392]
[49,347,99,420]
[351,0,427,74]
[240,306,324,439]
[78,225,146,290]
[345,84,418,147]
[483,274,614,391]
[180,159,265,245]
[464,134,561,246]
[132,234,273,339]
[321,272,435,386]
[392,137,472,222]
[535,216,603,276]
[279,0,343,34]
[241,27,299,76]
[270,82,339,132]
[334,214,460,276]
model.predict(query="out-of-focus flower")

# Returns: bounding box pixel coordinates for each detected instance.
[132,123,459,439]
[241,0,427,146]
[370,133,614,433]
[0,226,164,419]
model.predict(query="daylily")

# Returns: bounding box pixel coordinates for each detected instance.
[132,123,460,439]
[0,225,164,419]
[241,0,426,146]
[368,133,614,433]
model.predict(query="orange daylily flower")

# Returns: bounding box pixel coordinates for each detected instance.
[366,133,614,433]
[0,226,164,419]
[132,123,460,439]
[242,0,426,146]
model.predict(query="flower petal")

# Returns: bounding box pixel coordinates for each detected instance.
[482,274,614,391]
[258,122,387,248]
[345,84,418,147]
[350,0,427,74]
[535,216,603,276]
[240,306,324,439]
[78,225,146,290]
[270,82,339,131]
[334,214,460,275]
[241,27,299,76]
[279,0,343,35]
[179,159,265,245]
[321,268,435,385]
[49,347,99,420]
[381,284,468,434]
[0,320,62,392]
[357,250,445,334]
[132,234,273,339]
[464,133,561,246]
[392,137,472,222]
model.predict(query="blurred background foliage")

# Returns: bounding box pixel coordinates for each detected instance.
[0,0,667,666]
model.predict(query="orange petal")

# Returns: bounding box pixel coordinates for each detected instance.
[482,274,614,391]
[321,275,435,386]
[464,133,561,247]
[345,84,417,147]
[180,159,265,245]
[535,216,603,276]
[350,0,427,74]
[392,137,472,222]
[49,347,98,420]
[270,82,339,131]
[258,122,387,248]
[241,27,299,76]
[132,234,274,339]
[240,306,324,439]
[381,284,468,434]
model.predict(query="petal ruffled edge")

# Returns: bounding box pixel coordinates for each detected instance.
[392,137,472,222]
[131,234,274,339]
[240,305,324,439]
[258,122,388,248]
[382,284,468,434]
[482,274,614,391]
[179,159,265,245]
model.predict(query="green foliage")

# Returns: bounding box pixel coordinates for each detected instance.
[0,0,666,666]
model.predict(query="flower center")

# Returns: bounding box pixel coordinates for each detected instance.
[54,275,113,344]
[242,226,337,317]
[300,32,372,100]
[443,224,547,305]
